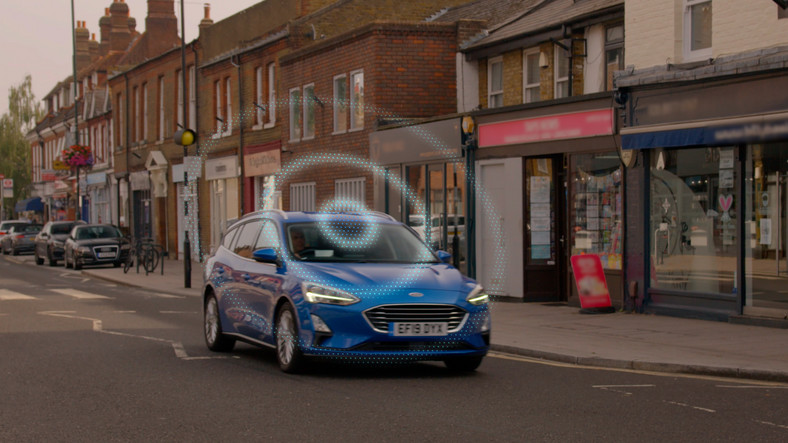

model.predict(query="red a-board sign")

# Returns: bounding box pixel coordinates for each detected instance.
[570,254,613,310]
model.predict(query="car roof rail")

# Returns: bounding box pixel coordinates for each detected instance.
[327,210,396,221]
[248,209,289,220]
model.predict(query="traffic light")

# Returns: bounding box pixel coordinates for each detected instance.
[174,128,196,146]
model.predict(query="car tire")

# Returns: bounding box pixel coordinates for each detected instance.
[11,247,19,256]
[48,248,57,267]
[64,251,72,269]
[73,258,82,271]
[113,261,121,268]
[204,293,235,352]
[35,251,44,265]
[443,356,484,372]
[275,303,306,373]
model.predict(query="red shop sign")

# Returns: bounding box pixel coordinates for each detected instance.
[570,254,614,312]
[478,109,614,148]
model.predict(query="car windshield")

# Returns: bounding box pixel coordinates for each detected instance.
[23,225,42,233]
[3,222,28,232]
[284,221,439,263]
[75,226,121,240]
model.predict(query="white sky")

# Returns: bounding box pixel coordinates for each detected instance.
[0,0,261,117]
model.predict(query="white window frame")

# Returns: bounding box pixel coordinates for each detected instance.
[349,70,364,131]
[290,182,316,212]
[133,86,140,142]
[488,56,503,108]
[254,66,264,129]
[522,48,541,104]
[214,80,222,136]
[266,63,276,128]
[158,77,165,142]
[289,87,302,142]
[333,74,347,134]
[224,77,232,136]
[335,177,366,204]
[554,44,570,99]
[683,0,712,61]
[303,83,315,140]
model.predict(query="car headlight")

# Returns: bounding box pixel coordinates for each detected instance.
[121,243,131,250]
[52,240,64,248]
[77,246,92,255]
[466,284,489,305]
[302,283,360,306]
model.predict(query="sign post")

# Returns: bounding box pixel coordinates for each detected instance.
[570,254,616,314]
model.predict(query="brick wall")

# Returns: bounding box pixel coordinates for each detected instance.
[279,22,459,211]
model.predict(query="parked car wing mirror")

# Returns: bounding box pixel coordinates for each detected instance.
[252,248,280,265]
[436,250,452,264]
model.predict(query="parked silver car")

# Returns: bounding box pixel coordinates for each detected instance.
[0,220,30,254]
[2,224,42,255]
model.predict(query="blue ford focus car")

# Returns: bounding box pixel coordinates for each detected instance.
[202,210,490,373]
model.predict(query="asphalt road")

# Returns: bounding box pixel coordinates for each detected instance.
[2,255,787,442]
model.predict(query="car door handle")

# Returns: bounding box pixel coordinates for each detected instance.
[242,273,252,280]
[216,268,225,274]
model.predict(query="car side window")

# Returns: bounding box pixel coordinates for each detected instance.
[255,220,281,251]
[221,226,240,250]
[233,220,263,258]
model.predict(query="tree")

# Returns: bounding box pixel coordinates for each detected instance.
[0,75,43,218]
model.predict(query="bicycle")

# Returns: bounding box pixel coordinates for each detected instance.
[123,238,163,275]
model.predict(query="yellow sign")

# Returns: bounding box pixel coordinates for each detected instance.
[53,160,70,171]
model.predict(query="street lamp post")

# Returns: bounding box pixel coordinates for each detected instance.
[180,0,191,288]
[461,115,477,279]
[71,0,81,221]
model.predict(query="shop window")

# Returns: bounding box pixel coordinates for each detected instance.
[650,147,737,294]
[488,57,503,108]
[255,175,281,211]
[684,0,712,61]
[523,48,541,103]
[570,153,623,269]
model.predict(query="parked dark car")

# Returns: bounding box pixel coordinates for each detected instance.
[64,224,130,270]
[34,220,85,266]
[2,224,42,255]
[0,220,30,254]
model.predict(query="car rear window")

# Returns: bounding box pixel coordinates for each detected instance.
[52,224,74,234]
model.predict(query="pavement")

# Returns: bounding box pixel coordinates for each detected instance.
[9,254,788,382]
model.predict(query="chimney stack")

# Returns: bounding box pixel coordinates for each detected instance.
[75,20,92,72]
[99,8,111,56]
[199,3,214,33]
[109,0,132,52]
[145,0,179,56]
[129,17,137,35]
[89,33,100,61]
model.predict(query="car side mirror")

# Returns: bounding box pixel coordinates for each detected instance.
[436,250,452,264]
[252,248,280,265]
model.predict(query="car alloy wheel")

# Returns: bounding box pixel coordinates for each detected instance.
[204,294,235,352]
[275,304,305,373]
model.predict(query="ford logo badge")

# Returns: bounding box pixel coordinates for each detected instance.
[408,292,424,297]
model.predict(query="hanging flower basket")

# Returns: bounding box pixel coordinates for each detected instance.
[62,144,94,168]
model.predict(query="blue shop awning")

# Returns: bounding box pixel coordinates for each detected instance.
[15,197,43,212]
[622,114,788,150]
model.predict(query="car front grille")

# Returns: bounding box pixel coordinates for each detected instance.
[364,304,467,333]
[352,340,475,352]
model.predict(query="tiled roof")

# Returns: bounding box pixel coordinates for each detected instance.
[465,0,623,50]
[431,0,544,28]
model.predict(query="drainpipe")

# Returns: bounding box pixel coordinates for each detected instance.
[124,72,131,237]
[231,54,246,214]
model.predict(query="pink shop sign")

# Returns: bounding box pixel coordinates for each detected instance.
[479,109,614,148]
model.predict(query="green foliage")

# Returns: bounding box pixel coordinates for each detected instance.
[0,75,43,218]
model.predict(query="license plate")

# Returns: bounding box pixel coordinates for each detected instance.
[97,252,116,258]
[391,322,448,336]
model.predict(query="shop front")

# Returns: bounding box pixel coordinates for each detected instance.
[371,117,469,275]
[618,66,788,321]
[243,141,282,212]
[205,155,240,252]
[474,95,621,304]
[129,170,152,241]
[86,171,110,224]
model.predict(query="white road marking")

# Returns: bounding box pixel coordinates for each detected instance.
[665,401,715,413]
[50,288,111,300]
[716,385,788,389]
[593,384,655,395]
[37,311,226,361]
[160,311,198,314]
[113,311,136,314]
[152,293,185,299]
[0,290,37,300]
[754,420,788,430]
